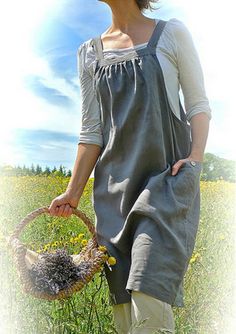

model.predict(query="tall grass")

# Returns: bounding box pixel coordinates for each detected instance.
[0,176,235,333]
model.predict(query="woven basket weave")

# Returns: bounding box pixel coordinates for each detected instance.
[6,206,108,301]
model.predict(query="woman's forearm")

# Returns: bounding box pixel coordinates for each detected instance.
[66,143,102,198]
[189,112,210,162]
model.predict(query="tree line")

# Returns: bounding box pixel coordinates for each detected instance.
[0,153,235,182]
[0,164,72,177]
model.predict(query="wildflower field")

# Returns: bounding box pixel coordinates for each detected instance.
[0,176,235,334]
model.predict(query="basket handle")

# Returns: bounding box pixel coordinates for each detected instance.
[8,206,96,241]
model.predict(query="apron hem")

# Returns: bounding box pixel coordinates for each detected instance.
[125,282,185,308]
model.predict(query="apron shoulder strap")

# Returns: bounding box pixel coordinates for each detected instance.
[147,19,167,49]
[179,99,188,123]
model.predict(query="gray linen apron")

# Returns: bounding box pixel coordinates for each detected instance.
[91,19,202,307]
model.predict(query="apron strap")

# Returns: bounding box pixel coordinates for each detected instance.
[92,36,104,61]
[179,98,188,123]
[147,19,167,49]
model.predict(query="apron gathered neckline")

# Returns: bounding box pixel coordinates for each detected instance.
[92,19,165,67]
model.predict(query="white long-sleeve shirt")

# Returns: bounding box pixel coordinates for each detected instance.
[77,18,212,148]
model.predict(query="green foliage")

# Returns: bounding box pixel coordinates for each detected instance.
[201,153,236,182]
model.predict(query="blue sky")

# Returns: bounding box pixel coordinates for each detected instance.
[1,0,235,172]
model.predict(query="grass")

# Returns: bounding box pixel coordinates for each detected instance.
[0,176,235,334]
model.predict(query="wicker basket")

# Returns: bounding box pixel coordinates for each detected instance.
[6,206,108,301]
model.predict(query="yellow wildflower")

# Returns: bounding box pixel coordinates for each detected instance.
[98,245,107,252]
[78,233,85,239]
[190,257,196,264]
[52,241,59,248]
[190,252,201,264]
[81,239,88,247]
[43,244,50,251]
[107,256,117,266]
[70,237,75,244]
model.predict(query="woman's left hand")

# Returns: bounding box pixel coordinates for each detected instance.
[171,156,203,176]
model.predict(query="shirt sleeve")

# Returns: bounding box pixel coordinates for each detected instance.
[77,42,103,147]
[169,18,212,122]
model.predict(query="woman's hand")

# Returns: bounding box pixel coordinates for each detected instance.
[171,156,203,176]
[48,191,80,217]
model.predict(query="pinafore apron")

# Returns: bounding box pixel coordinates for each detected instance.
[91,19,202,307]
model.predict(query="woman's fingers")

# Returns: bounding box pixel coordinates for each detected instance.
[171,160,184,176]
[48,193,79,216]
[49,199,62,215]
[49,202,73,217]
[62,204,73,217]
[57,204,66,216]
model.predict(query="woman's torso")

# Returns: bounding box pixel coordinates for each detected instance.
[78,18,212,148]
[84,18,180,118]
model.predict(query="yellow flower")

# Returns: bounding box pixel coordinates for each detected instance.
[194,252,201,259]
[70,237,75,244]
[78,233,85,239]
[107,256,117,266]
[190,257,196,264]
[81,239,88,247]
[43,244,50,251]
[74,237,80,243]
[190,252,201,264]
[98,245,107,252]
[52,241,59,248]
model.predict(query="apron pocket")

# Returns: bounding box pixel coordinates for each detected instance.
[171,160,202,207]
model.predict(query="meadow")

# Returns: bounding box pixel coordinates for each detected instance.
[0,175,235,334]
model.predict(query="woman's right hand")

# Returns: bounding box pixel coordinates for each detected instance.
[48,191,80,217]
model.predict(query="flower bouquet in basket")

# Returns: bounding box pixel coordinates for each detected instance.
[6,206,116,301]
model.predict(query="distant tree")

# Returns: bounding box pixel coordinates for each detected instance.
[15,165,23,176]
[43,166,51,176]
[31,163,35,175]
[52,166,57,173]
[35,164,42,175]
[201,153,236,182]
[66,169,72,177]
[22,164,29,175]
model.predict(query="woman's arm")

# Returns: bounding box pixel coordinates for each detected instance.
[49,143,101,216]
[68,41,104,194]
[49,43,103,216]
[66,143,102,198]
[189,112,210,163]
[169,19,212,175]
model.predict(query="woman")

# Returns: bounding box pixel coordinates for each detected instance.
[49,0,212,333]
